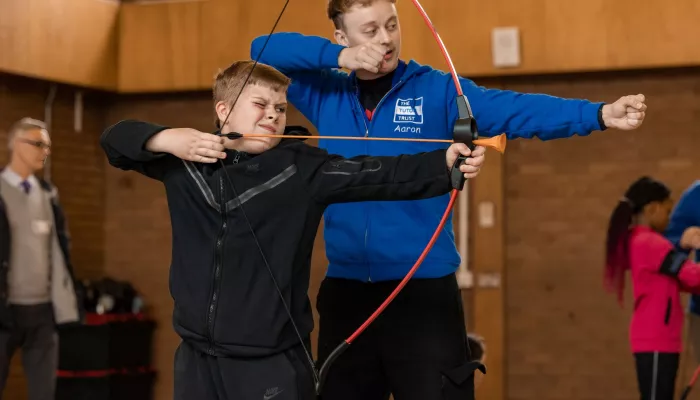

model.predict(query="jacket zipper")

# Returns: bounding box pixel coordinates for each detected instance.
[206,151,239,354]
[353,79,404,283]
[354,91,372,282]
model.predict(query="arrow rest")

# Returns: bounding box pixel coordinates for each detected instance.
[215,126,310,141]
[215,131,243,140]
[450,94,479,190]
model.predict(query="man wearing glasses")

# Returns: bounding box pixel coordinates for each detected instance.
[0,118,81,400]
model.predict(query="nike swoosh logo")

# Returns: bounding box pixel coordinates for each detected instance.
[263,390,283,400]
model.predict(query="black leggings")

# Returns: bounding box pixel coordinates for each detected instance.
[634,352,679,400]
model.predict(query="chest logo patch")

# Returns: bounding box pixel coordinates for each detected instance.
[393,97,424,125]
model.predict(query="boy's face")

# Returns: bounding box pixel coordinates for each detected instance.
[216,83,287,154]
[334,0,401,78]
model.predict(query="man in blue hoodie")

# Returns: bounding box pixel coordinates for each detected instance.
[665,181,700,366]
[251,1,648,399]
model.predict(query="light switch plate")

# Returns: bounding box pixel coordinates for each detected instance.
[491,27,521,68]
[477,272,502,288]
[478,201,495,228]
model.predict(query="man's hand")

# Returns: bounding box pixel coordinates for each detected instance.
[601,94,647,130]
[146,128,226,163]
[680,227,700,250]
[338,43,387,73]
[446,144,486,179]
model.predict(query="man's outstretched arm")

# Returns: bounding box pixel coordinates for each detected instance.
[453,76,646,141]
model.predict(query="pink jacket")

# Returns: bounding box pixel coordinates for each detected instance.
[629,226,700,353]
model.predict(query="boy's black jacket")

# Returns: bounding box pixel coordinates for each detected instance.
[100,120,453,358]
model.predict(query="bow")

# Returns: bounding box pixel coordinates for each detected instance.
[315,0,485,394]
[213,0,498,395]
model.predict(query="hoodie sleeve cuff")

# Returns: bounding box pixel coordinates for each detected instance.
[108,120,171,162]
[597,103,607,131]
[320,42,346,69]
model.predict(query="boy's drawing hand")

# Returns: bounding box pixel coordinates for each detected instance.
[146,128,226,163]
[446,144,485,179]
[681,227,700,250]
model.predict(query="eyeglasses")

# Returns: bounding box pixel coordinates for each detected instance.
[16,138,51,151]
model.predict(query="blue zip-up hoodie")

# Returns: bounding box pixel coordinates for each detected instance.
[665,180,700,314]
[251,32,606,282]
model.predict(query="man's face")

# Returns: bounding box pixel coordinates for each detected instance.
[217,83,287,154]
[335,0,402,77]
[12,128,51,172]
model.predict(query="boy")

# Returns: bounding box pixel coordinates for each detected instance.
[250,1,648,398]
[100,60,485,400]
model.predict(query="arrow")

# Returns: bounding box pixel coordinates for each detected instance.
[221,132,507,154]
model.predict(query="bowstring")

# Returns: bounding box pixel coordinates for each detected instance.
[213,0,320,385]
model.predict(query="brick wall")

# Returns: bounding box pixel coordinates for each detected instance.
[1,66,699,400]
[0,73,110,399]
[503,67,700,400]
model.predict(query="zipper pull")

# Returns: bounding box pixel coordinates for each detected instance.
[232,152,241,164]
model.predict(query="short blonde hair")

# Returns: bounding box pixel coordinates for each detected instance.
[212,60,291,128]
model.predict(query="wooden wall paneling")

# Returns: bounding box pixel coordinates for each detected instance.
[0,0,119,90]
[393,0,445,67]
[118,1,202,92]
[199,0,340,88]
[277,1,338,35]
[198,0,242,87]
[419,0,606,76]
[115,0,700,92]
[0,0,690,92]
[455,0,700,76]
[539,0,610,71]
[603,0,700,69]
